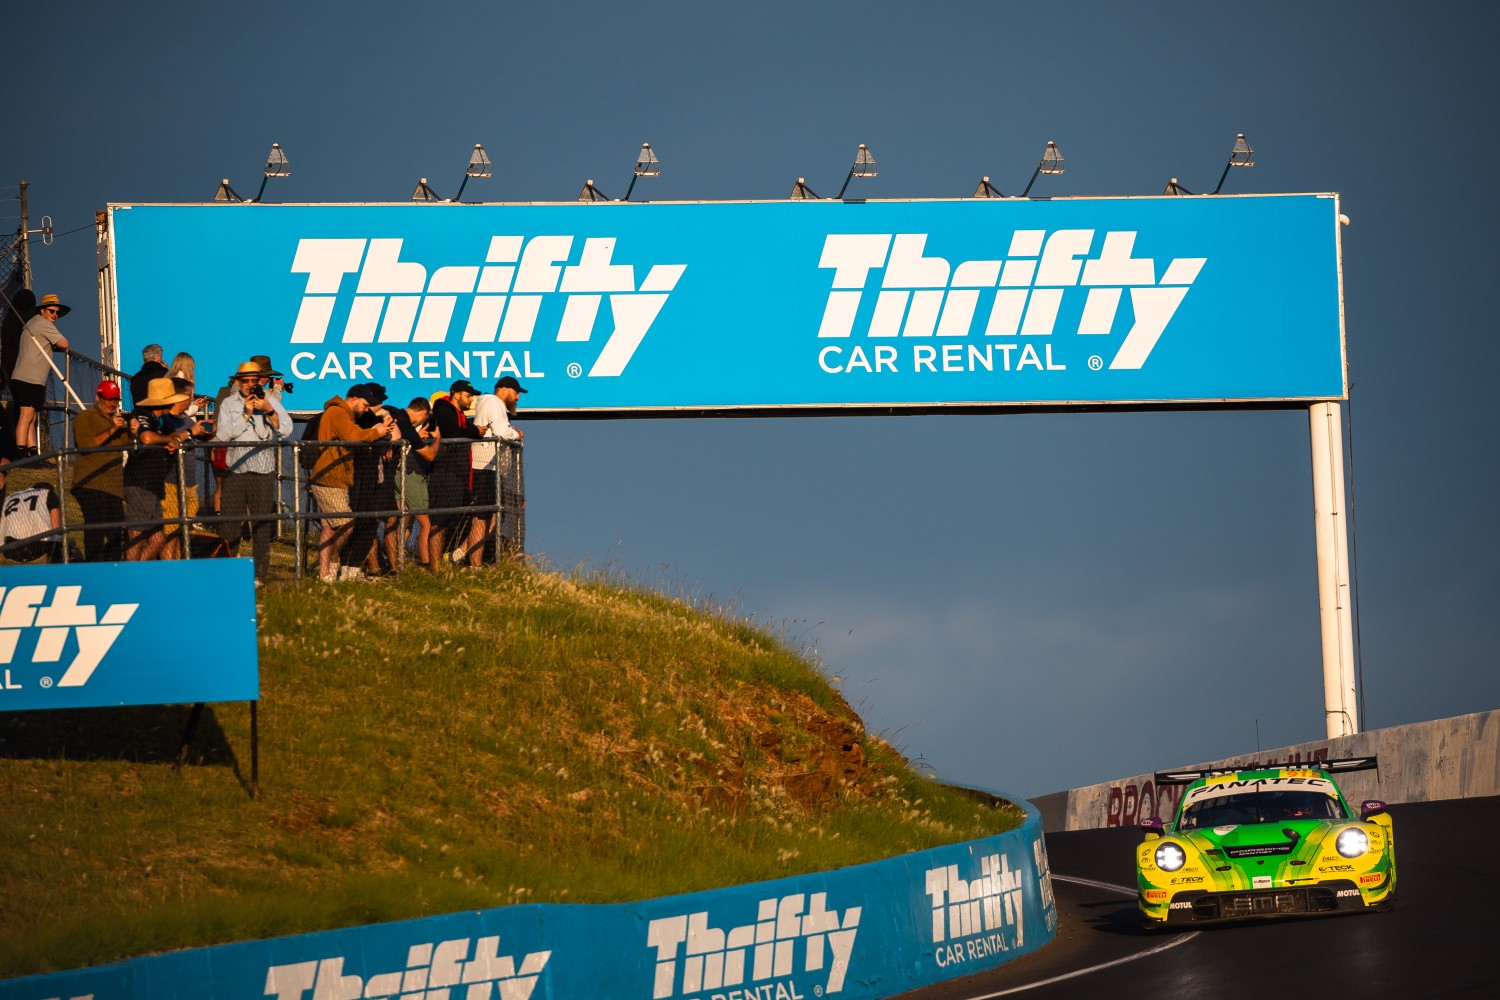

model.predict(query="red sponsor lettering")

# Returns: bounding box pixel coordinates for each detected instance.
[1106,780,1183,828]
[1359,872,1384,885]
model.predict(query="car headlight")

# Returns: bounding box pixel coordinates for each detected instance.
[1336,828,1369,858]
[1154,842,1187,872]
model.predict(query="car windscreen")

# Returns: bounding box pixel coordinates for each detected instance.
[1178,789,1346,829]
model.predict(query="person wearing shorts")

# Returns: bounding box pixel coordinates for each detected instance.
[123,377,190,561]
[11,294,70,456]
[310,387,393,582]
[386,397,439,569]
[460,377,524,566]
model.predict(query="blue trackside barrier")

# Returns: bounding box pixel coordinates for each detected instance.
[0,793,1056,1000]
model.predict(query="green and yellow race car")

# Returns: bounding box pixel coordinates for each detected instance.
[1136,757,1395,928]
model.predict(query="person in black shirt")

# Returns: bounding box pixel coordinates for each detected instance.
[0,289,36,390]
[342,383,394,574]
[385,397,440,569]
[129,344,169,410]
[427,380,481,561]
[124,377,190,561]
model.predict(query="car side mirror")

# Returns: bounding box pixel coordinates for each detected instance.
[1140,816,1165,838]
[1360,799,1387,820]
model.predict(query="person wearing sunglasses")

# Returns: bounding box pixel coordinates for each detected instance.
[12,293,70,456]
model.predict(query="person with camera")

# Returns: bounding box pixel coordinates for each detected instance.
[427,380,483,563]
[396,397,441,568]
[340,381,396,576]
[217,360,290,581]
[311,384,394,582]
[211,356,289,518]
[162,359,213,527]
[70,379,131,561]
[124,377,192,561]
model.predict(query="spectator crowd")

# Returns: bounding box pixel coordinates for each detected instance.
[1,291,525,582]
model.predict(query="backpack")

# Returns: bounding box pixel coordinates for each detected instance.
[298,413,323,472]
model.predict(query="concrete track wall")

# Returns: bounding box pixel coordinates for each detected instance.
[1032,709,1500,832]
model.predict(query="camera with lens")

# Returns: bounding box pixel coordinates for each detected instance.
[249,384,266,399]
[281,381,295,394]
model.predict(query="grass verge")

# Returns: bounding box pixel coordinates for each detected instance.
[0,563,1022,977]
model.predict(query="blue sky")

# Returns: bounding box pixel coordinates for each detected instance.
[9,1,1497,798]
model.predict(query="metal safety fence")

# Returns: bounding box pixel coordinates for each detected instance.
[0,435,524,582]
[32,346,130,457]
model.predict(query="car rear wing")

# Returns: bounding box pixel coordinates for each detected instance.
[1154,756,1379,785]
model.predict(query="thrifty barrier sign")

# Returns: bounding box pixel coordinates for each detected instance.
[0,560,258,710]
[0,803,1056,1000]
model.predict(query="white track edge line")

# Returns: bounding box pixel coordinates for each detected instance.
[952,874,1199,999]
[1049,873,1138,896]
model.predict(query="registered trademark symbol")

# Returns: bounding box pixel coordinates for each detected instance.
[1088,355,1103,370]
[566,362,583,378]
[39,676,53,688]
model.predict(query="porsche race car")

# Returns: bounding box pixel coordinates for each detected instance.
[1136,757,1395,928]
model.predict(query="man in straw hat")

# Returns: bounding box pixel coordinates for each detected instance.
[217,359,290,580]
[11,293,70,456]
[124,376,191,561]
[251,355,291,399]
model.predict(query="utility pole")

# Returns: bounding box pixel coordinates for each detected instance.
[19,178,32,287]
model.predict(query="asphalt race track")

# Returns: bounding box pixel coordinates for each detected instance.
[894,797,1500,999]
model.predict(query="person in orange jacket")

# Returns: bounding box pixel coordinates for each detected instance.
[309,385,394,582]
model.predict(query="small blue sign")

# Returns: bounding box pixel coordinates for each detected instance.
[0,559,258,710]
[109,195,1346,414]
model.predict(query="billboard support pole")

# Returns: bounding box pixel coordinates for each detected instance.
[1309,401,1358,738]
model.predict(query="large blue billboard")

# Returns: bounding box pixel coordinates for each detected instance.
[107,195,1345,413]
[0,560,258,710]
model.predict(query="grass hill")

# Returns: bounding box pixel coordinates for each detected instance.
[0,563,1022,977]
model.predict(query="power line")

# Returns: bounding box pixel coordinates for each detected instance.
[49,221,96,240]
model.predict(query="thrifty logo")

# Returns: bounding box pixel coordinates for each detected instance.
[0,585,136,689]
[263,936,550,1000]
[646,892,861,998]
[816,231,1205,369]
[926,853,1027,949]
[288,237,685,377]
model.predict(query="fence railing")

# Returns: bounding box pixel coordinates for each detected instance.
[1,435,524,581]
[21,346,131,458]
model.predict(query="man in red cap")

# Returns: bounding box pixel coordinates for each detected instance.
[12,293,70,455]
[70,379,130,561]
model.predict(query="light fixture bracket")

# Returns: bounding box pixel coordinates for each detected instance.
[789,177,819,200]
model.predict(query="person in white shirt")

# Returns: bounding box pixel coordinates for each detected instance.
[0,459,65,562]
[458,375,525,566]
